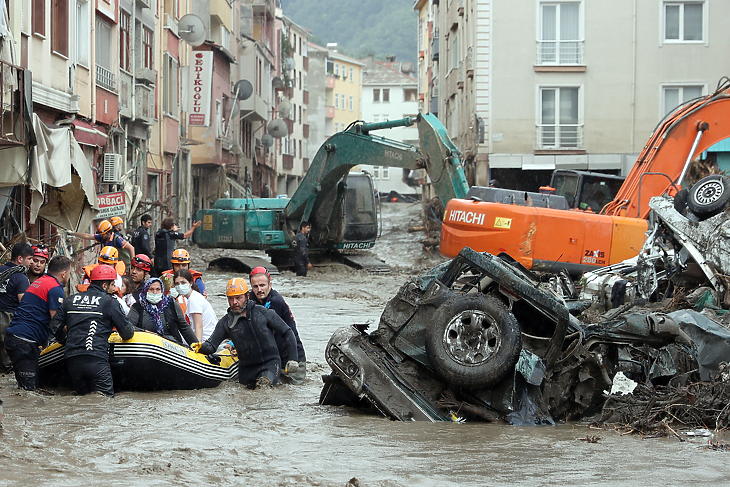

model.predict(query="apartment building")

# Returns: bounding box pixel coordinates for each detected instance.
[416,0,730,190]
[360,59,420,196]
[324,45,364,137]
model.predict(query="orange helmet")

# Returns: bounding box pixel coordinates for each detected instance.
[110,216,124,227]
[90,264,117,281]
[98,246,119,265]
[226,278,249,296]
[170,248,191,264]
[97,220,113,234]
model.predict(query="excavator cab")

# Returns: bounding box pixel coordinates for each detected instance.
[550,170,624,212]
[341,172,378,248]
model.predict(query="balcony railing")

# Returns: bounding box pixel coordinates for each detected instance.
[119,71,133,118]
[326,75,335,89]
[536,40,584,65]
[536,124,583,149]
[325,105,335,119]
[283,154,294,170]
[96,64,117,92]
[0,60,25,147]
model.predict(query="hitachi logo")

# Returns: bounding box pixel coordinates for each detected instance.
[446,210,486,226]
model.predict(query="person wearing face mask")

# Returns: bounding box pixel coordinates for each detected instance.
[51,264,134,396]
[173,270,217,341]
[127,278,196,346]
[4,256,72,390]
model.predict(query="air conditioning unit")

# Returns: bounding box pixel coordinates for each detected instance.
[103,153,123,183]
[136,0,151,8]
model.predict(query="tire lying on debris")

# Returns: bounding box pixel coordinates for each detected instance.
[687,175,730,218]
[425,294,521,389]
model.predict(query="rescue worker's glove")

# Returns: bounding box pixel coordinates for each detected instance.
[283,360,299,375]
[191,342,203,353]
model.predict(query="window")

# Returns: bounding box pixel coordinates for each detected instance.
[538,1,582,64]
[373,114,381,122]
[143,27,154,69]
[334,63,339,77]
[164,0,179,19]
[664,1,704,42]
[538,86,581,149]
[75,0,90,66]
[350,67,354,82]
[298,105,302,124]
[298,70,302,88]
[292,103,297,122]
[382,89,390,103]
[32,0,45,36]
[215,100,224,138]
[242,120,252,158]
[163,53,179,115]
[372,166,380,179]
[349,95,353,111]
[52,0,69,56]
[95,18,116,91]
[298,140,302,158]
[404,88,417,102]
[120,10,131,71]
[663,84,703,114]
[147,174,159,201]
[373,89,381,102]
[448,29,459,70]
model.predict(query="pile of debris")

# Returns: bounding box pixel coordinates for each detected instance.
[320,176,730,435]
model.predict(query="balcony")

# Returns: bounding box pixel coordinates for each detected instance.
[325,105,335,119]
[303,157,310,172]
[135,67,157,85]
[210,0,234,31]
[536,40,584,66]
[0,60,26,147]
[432,31,439,61]
[326,75,336,89]
[239,93,268,122]
[134,84,154,124]
[96,65,117,92]
[303,90,309,105]
[119,71,133,118]
[303,56,308,71]
[536,124,584,150]
[303,123,309,138]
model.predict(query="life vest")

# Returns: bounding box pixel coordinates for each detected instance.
[76,264,125,292]
[177,295,190,324]
[162,268,203,282]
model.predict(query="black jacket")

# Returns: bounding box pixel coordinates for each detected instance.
[128,297,197,346]
[52,284,134,360]
[154,228,185,273]
[131,226,152,257]
[249,289,306,361]
[199,300,297,384]
[293,232,309,260]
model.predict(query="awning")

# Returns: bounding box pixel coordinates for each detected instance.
[72,119,108,147]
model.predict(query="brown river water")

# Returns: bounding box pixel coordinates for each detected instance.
[1,204,729,486]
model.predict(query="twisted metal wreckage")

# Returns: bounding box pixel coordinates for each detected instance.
[320,176,730,432]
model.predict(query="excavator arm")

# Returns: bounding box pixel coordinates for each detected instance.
[284,114,470,236]
[604,78,730,219]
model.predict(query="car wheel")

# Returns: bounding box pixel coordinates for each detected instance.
[673,188,689,214]
[425,294,521,389]
[687,175,730,217]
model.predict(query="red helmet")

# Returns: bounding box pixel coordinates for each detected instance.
[90,264,117,281]
[249,266,271,279]
[32,245,50,260]
[131,254,152,272]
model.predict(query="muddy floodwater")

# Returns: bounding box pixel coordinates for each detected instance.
[1,204,729,486]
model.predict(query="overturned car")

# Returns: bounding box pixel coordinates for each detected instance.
[320,175,730,424]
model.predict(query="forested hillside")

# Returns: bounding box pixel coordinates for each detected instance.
[281,0,417,63]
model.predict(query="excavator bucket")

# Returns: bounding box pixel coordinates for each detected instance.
[416,113,470,204]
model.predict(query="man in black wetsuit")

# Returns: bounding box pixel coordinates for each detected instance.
[292,221,312,277]
[192,278,297,389]
[52,264,134,396]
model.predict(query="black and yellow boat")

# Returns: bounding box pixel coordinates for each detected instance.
[39,331,239,391]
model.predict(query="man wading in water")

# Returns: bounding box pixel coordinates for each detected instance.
[192,278,298,389]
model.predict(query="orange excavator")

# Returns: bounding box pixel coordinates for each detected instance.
[440,78,730,273]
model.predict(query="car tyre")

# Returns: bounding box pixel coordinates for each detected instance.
[687,175,730,217]
[426,294,521,389]
[673,188,689,214]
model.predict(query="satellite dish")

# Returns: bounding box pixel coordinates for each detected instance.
[278,99,292,118]
[179,14,206,47]
[272,76,285,91]
[267,119,288,138]
[233,80,253,101]
[261,134,274,148]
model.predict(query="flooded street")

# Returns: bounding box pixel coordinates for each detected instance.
[1,204,729,486]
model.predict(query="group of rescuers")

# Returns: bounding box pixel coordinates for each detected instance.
[0,214,312,396]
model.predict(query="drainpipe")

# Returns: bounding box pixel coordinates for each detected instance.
[91,8,96,124]
[629,0,637,154]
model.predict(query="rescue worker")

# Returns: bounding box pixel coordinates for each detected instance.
[28,245,49,284]
[127,254,152,304]
[4,256,72,390]
[109,216,132,266]
[154,217,201,276]
[52,264,134,396]
[0,242,34,373]
[293,221,312,277]
[131,214,153,258]
[128,278,197,346]
[161,249,206,296]
[70,220,136,259]
[248,266,306,380]
[192,278,298,389]
[77,246,125,293]
[110,216,125,235]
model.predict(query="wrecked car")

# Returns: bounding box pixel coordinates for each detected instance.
[320,176,730,424]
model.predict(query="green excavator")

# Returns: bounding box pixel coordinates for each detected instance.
[193,114,470,269]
